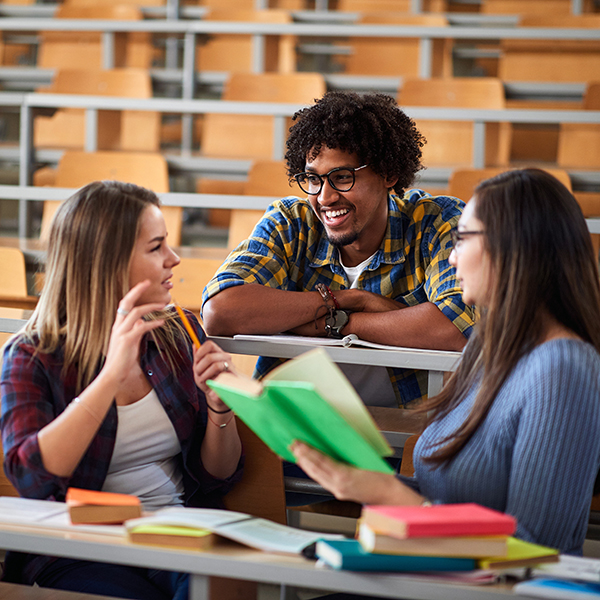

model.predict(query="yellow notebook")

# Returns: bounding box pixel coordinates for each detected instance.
[478,536,559,570]
[128,524,215,551]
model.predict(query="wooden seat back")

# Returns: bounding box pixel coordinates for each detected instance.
[482,0,594,14]
[227,159,302,251]
[0,322,20,498]
[0,248,28,298]
[558,82,600,169]
[201,72,326,160]
[39,150,180,245]
[196,8,296,74]
[448,167,573,203]
[170,255,226,315]
[499,15,600,83]
[338,13,451,78]
[337,0,447,10]
[199,72,324,227]
[34,68,160,153]
[558,82,600,256]
[38,4,153,69]
[223,421,287,524]
[399,77,509,168]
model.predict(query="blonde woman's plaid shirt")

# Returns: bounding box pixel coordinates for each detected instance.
[203,190,475,406]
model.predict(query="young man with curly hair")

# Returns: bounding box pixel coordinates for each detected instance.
[202,91,475,409]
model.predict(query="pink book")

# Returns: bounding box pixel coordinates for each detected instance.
[362,503,516,539]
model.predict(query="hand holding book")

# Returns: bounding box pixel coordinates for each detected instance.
[289,440,423,506]
[206,349,394,473]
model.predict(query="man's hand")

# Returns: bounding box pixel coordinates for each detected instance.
[336,289,405,313]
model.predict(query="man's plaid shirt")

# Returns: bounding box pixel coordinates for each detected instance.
[203,189,475,406]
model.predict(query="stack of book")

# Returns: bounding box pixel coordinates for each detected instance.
[316,503,560,573]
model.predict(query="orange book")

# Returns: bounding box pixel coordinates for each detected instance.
[66,488,142,525]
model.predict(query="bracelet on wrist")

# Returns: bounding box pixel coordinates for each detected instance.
[207,411,235,429]
[207,403,232,414]
[315,283,340,310]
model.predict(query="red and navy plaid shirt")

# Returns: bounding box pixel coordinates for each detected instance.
[1,310,243,583]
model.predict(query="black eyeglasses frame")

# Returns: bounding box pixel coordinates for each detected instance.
[293,164,369,196]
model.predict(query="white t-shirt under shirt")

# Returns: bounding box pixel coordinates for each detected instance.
[101,389,184,512]
[338,253,398,408]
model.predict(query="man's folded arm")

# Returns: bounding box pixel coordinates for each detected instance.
[202,284,325,336]
[347,302,468,351]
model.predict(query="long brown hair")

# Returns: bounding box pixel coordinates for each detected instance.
[422,168,600,466]
[23,181,186,391]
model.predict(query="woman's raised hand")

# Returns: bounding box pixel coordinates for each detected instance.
[102,280,166,386]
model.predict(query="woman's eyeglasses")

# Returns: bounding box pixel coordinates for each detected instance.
[451,230,485,248]
[294,164,369,196]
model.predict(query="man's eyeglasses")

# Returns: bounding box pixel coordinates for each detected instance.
[294,164,369,196]
[451,229,485,247]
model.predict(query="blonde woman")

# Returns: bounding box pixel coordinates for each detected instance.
[1,181,242,600]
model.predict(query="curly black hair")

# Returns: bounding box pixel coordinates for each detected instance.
[285,91,425,195]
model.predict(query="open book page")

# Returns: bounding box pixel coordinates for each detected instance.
[234,333,452,353]
[264,348,391,456]
[0,496,67,523]
[125,506,344,554]
[0,497,124,536]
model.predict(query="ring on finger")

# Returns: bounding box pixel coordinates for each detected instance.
[223,361,229,372]
[117,307,130,317]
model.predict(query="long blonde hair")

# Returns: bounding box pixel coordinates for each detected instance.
[24,181,186,391]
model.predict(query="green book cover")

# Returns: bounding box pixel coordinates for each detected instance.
[206,349,393,474]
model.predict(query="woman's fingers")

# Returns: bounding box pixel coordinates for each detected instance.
[291,441,345,484]
[193,341,235,384]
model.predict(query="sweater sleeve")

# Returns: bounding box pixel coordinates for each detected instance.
[505,344,600,554]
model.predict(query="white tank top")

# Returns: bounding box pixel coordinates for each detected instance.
[102,389,185,511]
[338,252,398,408]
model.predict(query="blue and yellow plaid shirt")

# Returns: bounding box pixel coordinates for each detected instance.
[203,190,475,406]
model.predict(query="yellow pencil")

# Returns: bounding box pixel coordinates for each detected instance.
[174,303,201,349]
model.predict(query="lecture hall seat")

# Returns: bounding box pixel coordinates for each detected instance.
[196,72,325,226]
[398,77,510,169]
[37,4,154,70]
[447,167,573,204]
[336,0,448,11]
[36,150,182,246]
[499,14,600,84]
[335,12,452,79]
[195,8,297,75]
[34,68,160,153]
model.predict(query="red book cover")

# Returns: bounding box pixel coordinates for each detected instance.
[361,503,516,539]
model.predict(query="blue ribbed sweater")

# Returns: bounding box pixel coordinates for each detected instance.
[404,339,600,555]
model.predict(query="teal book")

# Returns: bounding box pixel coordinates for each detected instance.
[315,539,476,572]
[206,349,393,474]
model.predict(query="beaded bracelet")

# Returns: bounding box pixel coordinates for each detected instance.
[315,283,340,310]
[207,403,232,414]
[207,411,235,429]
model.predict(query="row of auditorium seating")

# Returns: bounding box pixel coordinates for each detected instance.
[27,69,600,170]
[2,4,600,83]
[1,0,600,243]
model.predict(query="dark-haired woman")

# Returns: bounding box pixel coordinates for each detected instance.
[1,181,242,599]
[292,168,600,556]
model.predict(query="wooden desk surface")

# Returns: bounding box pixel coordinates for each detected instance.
[0,517,517,600]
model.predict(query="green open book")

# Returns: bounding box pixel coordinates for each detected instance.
[206,348,394,474]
